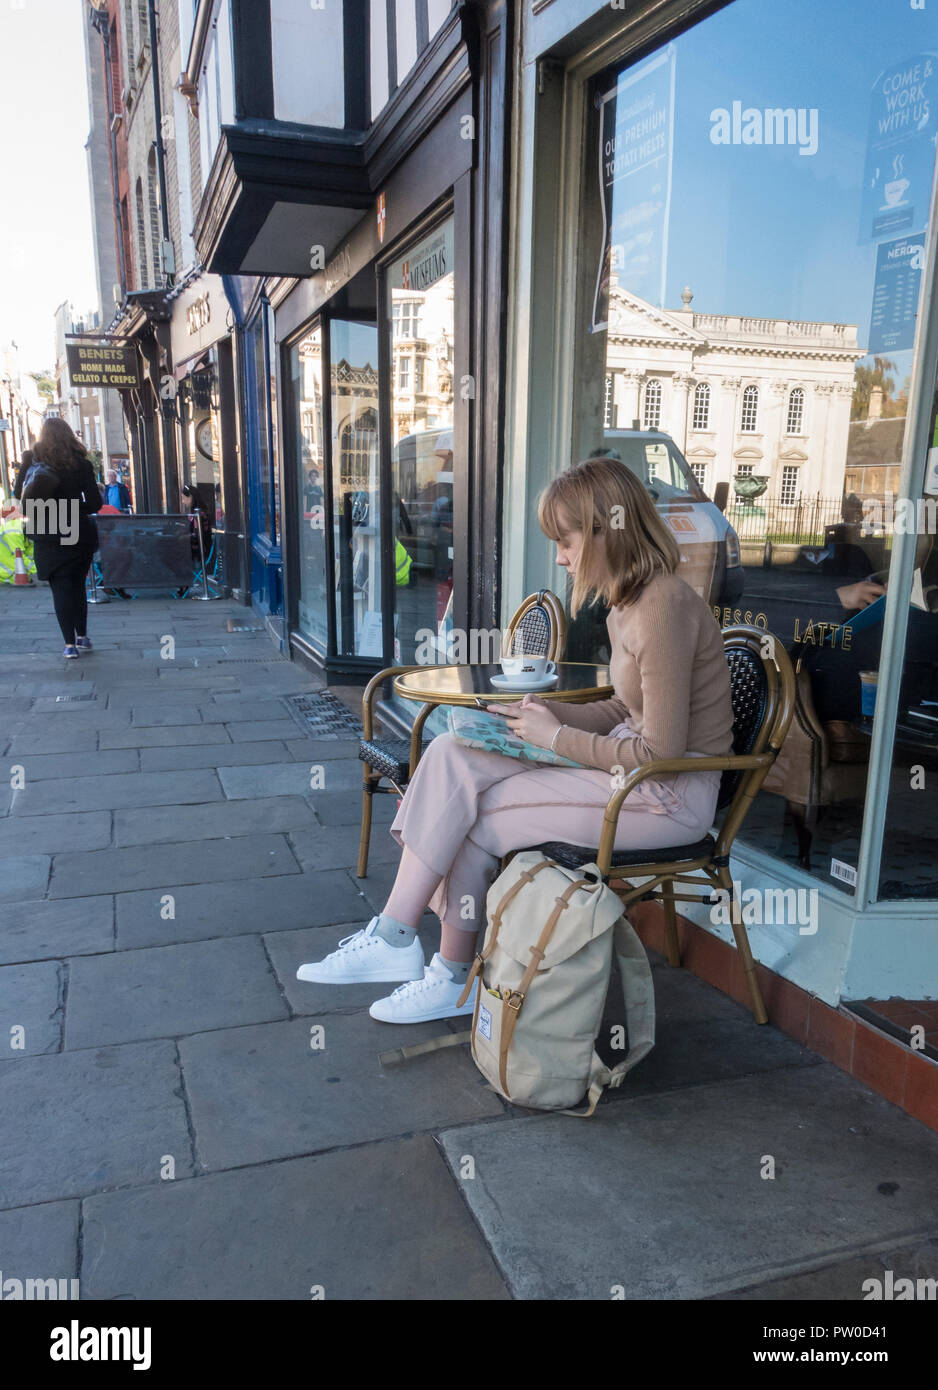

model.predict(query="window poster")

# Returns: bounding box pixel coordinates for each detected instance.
[859,54,938,245]
[590,45,675,333]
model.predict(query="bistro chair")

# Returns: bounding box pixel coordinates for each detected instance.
[356,588,568,878]
[523,625,796,1023]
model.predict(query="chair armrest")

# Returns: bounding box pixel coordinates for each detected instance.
[596,753,775,869]
[361,665,424,739]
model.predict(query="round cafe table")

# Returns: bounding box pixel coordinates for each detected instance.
[393,661,612,707]
[392,661,613,770]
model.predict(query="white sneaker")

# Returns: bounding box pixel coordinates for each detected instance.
[369,953,478,1023]
[296,919,424,985]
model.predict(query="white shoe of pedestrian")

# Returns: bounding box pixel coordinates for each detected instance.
[368,953,478,1023]
[296,918,424,985]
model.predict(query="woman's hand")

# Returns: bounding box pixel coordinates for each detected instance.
[486,694,561,750]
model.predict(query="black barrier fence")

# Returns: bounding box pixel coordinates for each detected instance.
[95,514,196,590]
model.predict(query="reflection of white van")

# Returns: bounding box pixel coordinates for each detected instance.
[602,429,744,605]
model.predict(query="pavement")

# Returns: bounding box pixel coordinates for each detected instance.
[1,582,938,1301]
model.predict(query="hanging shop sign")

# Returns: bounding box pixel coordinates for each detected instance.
[387,217,454,293]
[186,293,211,334]
[590,45,675,333]
[859,54,938,245]
[65,340,141,389]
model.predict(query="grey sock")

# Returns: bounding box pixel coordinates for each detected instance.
[440,954,471,981]
[374,913,417,948]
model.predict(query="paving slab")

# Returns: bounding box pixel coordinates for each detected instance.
[113,794,317,847]
[115,870,368,949]
[80,1137,508,1300]
[12,769,223,816]
[5,728,99,755]
[225,719,303,742]
[138,740,293,771]
[438,1064,938,1301]
[218,761,362,799]
[99,724,224,748]
[198,700,291,723]
[0,1040,195,1208]
[283,737,363,760]
[0,811,111,859]
[310,790,399,827]
[593,957,822,1102]
[0,1200,80,1288]
[130,705,204,727]
[180,1013,504,1169]
[288,822,400,872]
[0,856,50,902]
[263,915,441,1015]
[0,896,113,965]
[12,749,138,781]
[49,833,299,897]
[717,1234,938,1300]
[7,708,129,733]
[65,936,289,1048]
[0,960,64,1057]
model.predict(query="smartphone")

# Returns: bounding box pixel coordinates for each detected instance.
[474,697,511,716]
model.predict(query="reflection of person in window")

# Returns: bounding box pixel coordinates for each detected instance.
[304,467,323,513]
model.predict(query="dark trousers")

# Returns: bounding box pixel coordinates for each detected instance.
[47,552,92,644]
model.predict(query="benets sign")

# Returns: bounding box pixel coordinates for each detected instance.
[65,341,140,389]
[186,293,211,335]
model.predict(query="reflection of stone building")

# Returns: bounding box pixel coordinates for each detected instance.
[844,396,905,499]
[603,284,864,502]
[390,276,454,443]
[331,359,378,487]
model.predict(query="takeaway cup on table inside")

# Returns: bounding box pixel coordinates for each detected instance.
[859,670,879,716]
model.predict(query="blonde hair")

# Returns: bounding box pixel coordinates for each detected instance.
[538,456,680,617]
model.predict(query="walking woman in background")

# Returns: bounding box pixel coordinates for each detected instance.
[16,418,102,660]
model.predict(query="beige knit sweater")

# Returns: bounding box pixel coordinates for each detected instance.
[552,571,734,776]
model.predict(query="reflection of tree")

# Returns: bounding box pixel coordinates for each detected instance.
[851,356,909,420]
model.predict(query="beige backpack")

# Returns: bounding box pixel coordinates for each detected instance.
[381,851,655,1116]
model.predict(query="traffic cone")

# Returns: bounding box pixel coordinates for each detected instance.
[13,548,33,586]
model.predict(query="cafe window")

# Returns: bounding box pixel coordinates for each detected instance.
[384,214,455,666]
[330,320,381,658]
[287,323,328,651]
[643,379,662,428]
[570,0,938,898]
[740,385,759,433]
[787,387,805,434]
[693,381,710,430]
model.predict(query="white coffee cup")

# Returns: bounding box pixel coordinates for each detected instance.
[499,655,557,682]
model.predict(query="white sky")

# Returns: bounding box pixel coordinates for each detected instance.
[0,0,98,374]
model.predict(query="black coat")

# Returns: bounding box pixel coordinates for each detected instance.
[24,456,102,581]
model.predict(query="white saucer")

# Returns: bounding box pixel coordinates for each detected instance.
[490,672,560,691]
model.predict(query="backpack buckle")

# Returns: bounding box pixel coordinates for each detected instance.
[504,990,525,1011]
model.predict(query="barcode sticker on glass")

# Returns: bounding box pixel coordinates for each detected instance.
[830,858,857,886]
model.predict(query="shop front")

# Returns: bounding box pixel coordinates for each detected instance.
[169,274,248,600]
[276,83,479,691]
[505,0,938,1082]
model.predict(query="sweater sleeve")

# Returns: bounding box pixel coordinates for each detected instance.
[554,695,630,733]
[552,590,697,775]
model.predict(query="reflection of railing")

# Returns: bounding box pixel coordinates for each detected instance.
[726,495,865,545]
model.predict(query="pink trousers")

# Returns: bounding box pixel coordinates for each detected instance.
[389,732,721,938]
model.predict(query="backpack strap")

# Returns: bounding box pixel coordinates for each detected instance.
[496,875,598,1093]
[559,915,656,1117]
[455,857,555,1008]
